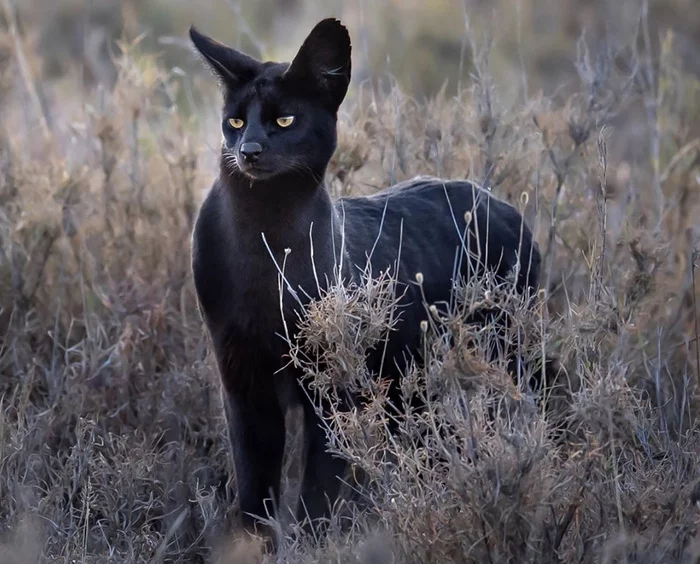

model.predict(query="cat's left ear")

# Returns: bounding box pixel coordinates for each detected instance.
[284,18,352,111]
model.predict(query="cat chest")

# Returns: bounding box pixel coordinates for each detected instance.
[200,247,313,336]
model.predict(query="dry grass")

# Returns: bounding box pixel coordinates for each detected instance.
[1,3,699,563]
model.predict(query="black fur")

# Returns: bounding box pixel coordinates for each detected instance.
[189,18,542,539]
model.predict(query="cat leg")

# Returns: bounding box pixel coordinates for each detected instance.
[223,387,286,540]
[295,391,351,533]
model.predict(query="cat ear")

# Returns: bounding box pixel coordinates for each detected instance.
[189,26,261,87]
[284,18,352,110]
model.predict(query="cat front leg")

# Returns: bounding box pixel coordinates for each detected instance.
[295,386,352,533]
[223,385,286,540]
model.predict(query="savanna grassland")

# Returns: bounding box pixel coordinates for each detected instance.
[0,0,699,562]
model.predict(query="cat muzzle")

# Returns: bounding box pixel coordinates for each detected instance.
[240,142,263,163]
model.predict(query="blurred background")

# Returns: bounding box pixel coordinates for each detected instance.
[9,0,700,101]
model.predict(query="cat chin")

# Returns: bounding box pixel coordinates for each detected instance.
[239,168,277,181]
[238,162,300,181]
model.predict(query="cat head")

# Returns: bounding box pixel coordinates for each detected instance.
[190,18,352,182]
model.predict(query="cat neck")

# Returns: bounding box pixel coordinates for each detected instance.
[220,166,337,245]
[219,166,351,292]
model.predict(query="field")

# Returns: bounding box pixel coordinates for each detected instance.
[1,0,699,562]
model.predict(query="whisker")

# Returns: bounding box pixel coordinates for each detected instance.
[222,151,241,179]
[284,156,324,184]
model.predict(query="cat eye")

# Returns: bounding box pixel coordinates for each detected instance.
[228,118,244,129]
[276,116,295,128]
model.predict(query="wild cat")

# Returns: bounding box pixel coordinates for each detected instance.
[189,18,543,540]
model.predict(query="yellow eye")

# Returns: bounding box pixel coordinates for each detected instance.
[276,116,295,128]
[228,118,244,129]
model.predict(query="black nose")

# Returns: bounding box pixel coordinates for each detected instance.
[240,142,263,163]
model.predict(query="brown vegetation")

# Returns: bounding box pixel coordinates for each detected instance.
[0,1,699,562]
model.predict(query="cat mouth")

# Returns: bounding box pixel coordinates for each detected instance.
[223,152,277,179]
[238,162,273,177]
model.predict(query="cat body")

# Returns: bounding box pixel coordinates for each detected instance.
[189,18,541,538]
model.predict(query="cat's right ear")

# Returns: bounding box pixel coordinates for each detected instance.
[189,26,261,87]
